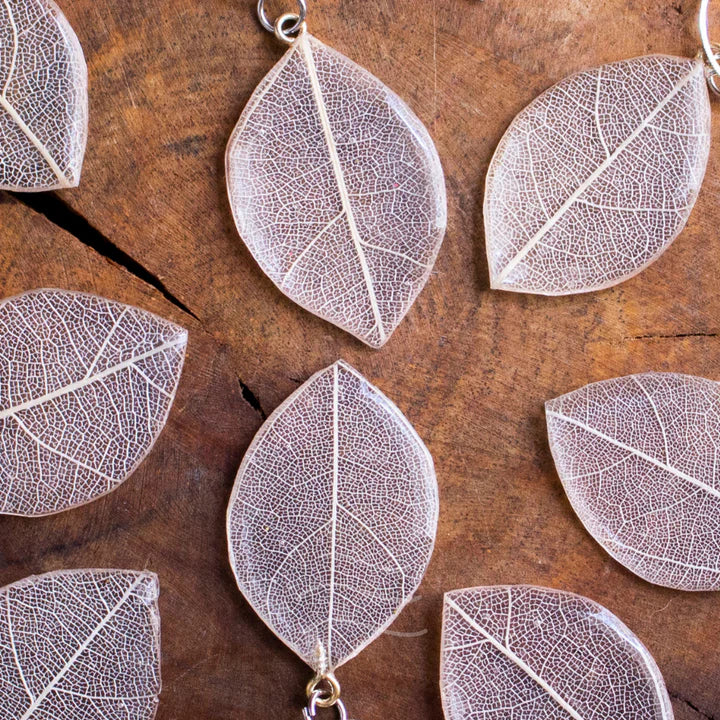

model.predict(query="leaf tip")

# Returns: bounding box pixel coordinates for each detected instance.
[174,325,190,346]
[135,571,160,603]
[488,273,517,293]
[331,358,361,378]
[544,396,558,414]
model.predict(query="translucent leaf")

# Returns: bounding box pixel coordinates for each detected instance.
[0,569,161,719]
[0,289,188,517]
[226,33,447,348]
[0,0,88,191]
[485,55,711,295]
[227,360,438,672]
[547,372,720,591]
[441,586,673,720]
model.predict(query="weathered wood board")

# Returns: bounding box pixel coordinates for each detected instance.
[1,0,718,718]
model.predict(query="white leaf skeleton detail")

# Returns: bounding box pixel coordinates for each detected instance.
[0,0,88,190]
[485,55,711,295]
[0,289,188,517]
[0,569,161,720]
[226,32,447,347]
[227,360,438,672]
[547,372,720,591]
[441,586,673,720]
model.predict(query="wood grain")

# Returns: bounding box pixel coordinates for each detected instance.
[1,0,719,718]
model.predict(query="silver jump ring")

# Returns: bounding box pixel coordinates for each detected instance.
[699,40,720,96]
[302,691,348,720]
[257,0,307,35]
[699,0,720,92]
[710,72,720,95]
[274,12,307,44]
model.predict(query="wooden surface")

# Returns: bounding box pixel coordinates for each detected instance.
[1,0,719,717]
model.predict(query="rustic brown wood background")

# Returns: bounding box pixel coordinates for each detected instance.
[1,0,719,717]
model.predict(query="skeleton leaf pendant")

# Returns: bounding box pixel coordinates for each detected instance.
[226,7,447,348]
[485,53,712,295]
[0,0,88,190]
[0,289,187,516]
[227,360,438,718]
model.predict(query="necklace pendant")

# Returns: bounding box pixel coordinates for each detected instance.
[0,0,88,191]
[226,29,446,347]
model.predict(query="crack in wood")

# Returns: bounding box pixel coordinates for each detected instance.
[238,377,266,420]
[8,191,199,322]
[670,691,717,720]
[6,190,276,432]
[625,332,718,341]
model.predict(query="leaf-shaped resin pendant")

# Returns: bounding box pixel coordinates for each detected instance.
[227,360,438,717]
[226,5,446,348]
[441,586,673,720]
[547,372,720,591]
[0,569,162,718]
[0,0,88,190]
[485,48,713,294]
[0,289,188,516]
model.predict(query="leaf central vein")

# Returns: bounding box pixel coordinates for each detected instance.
[299,37,387,343]
[494,62,703,287]
[446,598,587,720]
[0,336,185,420]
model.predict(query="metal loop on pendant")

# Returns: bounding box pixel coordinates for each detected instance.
[699,0,720,94]
[274,12,307,44]
[257,0,307,35]
[302,672,347,719]
[302,692,348,720]
[305,672,341,708]
[707,52,720,95]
